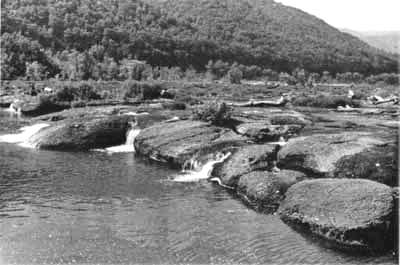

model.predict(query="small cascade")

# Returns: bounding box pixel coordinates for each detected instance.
[172,152,231,183]
[124,111,149,116]
[6,103,22,116]
[181,157,201,172]
[165,116,180,123]
[93,122,140,153]
[0,123,49,148]
[268,136,287,146]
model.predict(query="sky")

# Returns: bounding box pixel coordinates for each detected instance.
[277,0,400,32]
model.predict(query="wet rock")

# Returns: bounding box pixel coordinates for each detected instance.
[134,120,246,167]
[15,96,70,116]
[333,143,398,186]
[278,179,395,251]
[277,132,394,182]
[29,115,133,150]
[237,170,306,212]
[213,144,278,187]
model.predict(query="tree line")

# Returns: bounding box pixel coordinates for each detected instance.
[1,0,399,81]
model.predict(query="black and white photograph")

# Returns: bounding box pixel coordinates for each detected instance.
[0,0,399,264]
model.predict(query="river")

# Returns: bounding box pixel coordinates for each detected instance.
[0,110,395,264]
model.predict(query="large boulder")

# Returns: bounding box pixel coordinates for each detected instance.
[232,108,310,142]
[278,179,395,251]
[18,96,70,116]
[29,115,133,150]
[237,170,306,212]
[277,132,397,185]
[134,120,246,167]
[212,144,278,187]
[333,143,398,186]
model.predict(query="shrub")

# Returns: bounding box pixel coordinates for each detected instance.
[122,80,163,100]
[227,67,243,84]
[192,101,233,126]
[55,85,75,101]
[141,83,163,100]
[122,80,141,99]
[54,82,101,102]
[75,83,101,101]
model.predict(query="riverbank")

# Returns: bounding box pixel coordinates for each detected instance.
[0,80,398,258]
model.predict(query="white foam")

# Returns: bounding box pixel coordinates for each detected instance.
[5,103,21,115]
[267,136,287,146]
[0,123,49,148]
[92,125,140,154]
[124,111,149,116]
[172,152,231,183]
[165,116,180,122]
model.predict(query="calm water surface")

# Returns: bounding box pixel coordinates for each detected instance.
[0,110,396,264]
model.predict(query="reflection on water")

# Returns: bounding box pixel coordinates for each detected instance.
[0,110,396,264]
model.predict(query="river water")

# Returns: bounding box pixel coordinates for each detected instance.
[0,110,396,264]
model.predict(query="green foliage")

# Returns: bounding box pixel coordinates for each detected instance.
[141,83,163,100]
[366,73,399,85]
[227,66,243,84]
[122,80,163,100]
[1,0,398,81]
[54,83,101,102]
[192,101,233,126]
[1,32,59,80]
[122,80,142,98]
[25,61,45,81]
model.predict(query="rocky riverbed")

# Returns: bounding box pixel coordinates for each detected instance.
[1,99,398,255]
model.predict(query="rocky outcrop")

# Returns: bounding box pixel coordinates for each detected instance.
[236,122,303,142]
[232,107,311,126]
[278,179,395,251]
[277,132,397,185]
[232,108,310,142]
[212,144,278,187]
[333,143,398,186]
[5,97,70,116]
[20,98,69,116]
[134,120,247,167]
[29,115,134,150]
[237,170,306,212]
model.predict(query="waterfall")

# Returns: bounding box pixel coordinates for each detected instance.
[0,123,49,148]
[93,122,140,153]
[172,152,231,182]
[267,136,287,146]
[6,103,22,115]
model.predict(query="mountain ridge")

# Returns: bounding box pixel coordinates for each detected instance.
[341,28,399,54]
[1,0,398,80]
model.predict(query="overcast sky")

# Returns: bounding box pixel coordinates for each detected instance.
[278,0,400,32]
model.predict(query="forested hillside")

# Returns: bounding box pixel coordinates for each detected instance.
[1,0,398,80]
